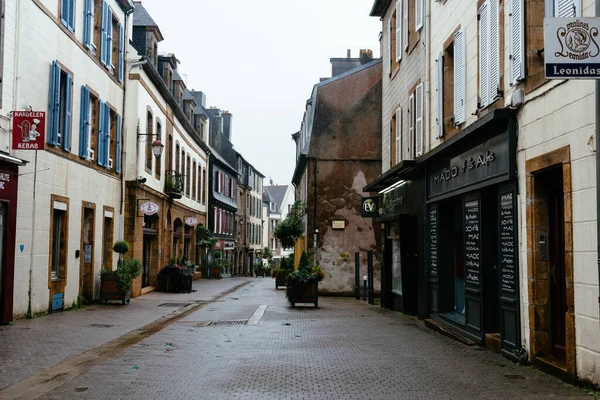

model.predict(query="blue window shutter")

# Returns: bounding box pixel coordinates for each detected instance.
[97,100,105,166]
[104,103,110,165]
[100,1,107,65]
[63,73,72,151]
[79,86,90,158]
[48,61,61,145]
[60,0,68,28]
[83,0,92,47]
[116,114,121,173]
[68,0,75,31]
[118,23,123,82]
[106,7,113,67]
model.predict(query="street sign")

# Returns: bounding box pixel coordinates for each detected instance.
[361,197,378,218]
[545,17,600,79]
[12,111,45,150]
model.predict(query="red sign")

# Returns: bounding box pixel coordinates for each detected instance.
[0,170,17,198]
[12,111,45,150]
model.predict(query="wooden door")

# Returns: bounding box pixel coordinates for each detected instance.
[81,207,95,302]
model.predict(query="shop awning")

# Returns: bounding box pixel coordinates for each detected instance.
[0,151,28,166]
[363,160,419,193]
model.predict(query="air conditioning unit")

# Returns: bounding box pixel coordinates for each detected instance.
[107,157,113,169]
[88,148,95,161]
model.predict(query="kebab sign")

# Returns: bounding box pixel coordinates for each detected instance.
[12,111,45,150]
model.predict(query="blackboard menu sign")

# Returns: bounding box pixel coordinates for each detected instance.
[500,191,516,292]
[464,199,481,283]
[429,207,438,275]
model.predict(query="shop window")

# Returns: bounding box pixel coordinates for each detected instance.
[155,120,162,179]
[48,62,73,151]
[145,111,153,172]
[50,199,69,280]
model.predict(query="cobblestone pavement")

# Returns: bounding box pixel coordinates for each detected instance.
[26,278,588,400]
[0,277,252,391]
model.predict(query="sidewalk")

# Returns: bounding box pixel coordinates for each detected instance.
[0,277,253,391]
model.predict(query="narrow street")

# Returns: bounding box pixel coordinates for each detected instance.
[1,278,589,400]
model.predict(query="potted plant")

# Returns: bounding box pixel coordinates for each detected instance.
[208,251,223,279]
[274,257,292,289]
[253,263,265,277]
[196,225,218,278]
[100,241,142,305]
[274,201,306,249]
[285,251,324,307]
[165,172,183,199]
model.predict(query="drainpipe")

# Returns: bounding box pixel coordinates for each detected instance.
[313,159,318,262]
[596,0,600,308]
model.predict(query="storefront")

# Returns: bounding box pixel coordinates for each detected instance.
[0,155,26,324]
[425,110,520,358]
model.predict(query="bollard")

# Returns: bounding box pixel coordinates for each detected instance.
[363,275,367,302]
[368,250,374,305]
[355,252,360,300]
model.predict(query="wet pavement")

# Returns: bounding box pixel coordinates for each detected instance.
[1,277,588,399]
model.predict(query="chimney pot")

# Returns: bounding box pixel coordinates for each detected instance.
[347,49,351,58]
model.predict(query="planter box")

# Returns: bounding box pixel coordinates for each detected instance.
[289,281,318,307]
[100,274,131,305]
[208,267,222,279]
[275,274,287,289]
[192,272,203,281]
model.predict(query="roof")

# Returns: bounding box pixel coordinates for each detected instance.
[265,186,288,210]
[132,2,164,40]
[173,69,184,82]
[194,104,209,119]
[183,89,194,101]
[369,0,393,16]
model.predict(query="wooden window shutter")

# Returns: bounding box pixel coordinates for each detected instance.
[396,0,402,61]
[403,0,409,51]
[416,0,424,31]
[63,73,72,151]
[79,86,90,158]
[479,1,489,108]
[68,0,75,31]
[453,29,466,125]
[415,83,424,157]
[509,0,525,84]
[103,102,110,166]
[49,61,61,145]
[83,0,93,47]
[97,101,105,167]
[116,113,121,173]
[396,108,402,163]
[106,7,113,67]
[408,93,415,159]
[100,1,108,65]
[118,23,124,82]
[489,0,500,104]
[436,53,444,138]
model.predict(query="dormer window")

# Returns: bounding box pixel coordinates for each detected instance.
[270,202,276,212]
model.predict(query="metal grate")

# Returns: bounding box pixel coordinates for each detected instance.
[207,320,247,326]
[158,303,192,308]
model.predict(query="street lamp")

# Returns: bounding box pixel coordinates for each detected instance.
[138,133,164,158]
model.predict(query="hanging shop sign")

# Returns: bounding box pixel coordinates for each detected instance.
[381,183,407,218]
[139,200,159,216]
[545,17,600,79]
[361,197,379,218]
[185,217,198,226]
[427,133,509,199]
[12,111,45,150]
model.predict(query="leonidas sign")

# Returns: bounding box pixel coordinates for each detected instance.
[545,18,600,79]
[12,111,45,150]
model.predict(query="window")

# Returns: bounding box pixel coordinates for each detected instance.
[479,0,500,109]
[50,198,69,280]
[270,202,275,212]
[453,29,466,125]
[509,0,525,84]
[186,155,191,197]
[60,0,75,32]
[100,1,110,67]
[202,168,206,204]
[95,100,111,168]
[389,3,400,73]
[102,208,114,270]
[145,111,153,171]
[181,149,186,192]
[83,0,93,48]
[107,107,117,170]
[78,86,97,161]
[196,165,202,203]
[48,61,73,151]
[390,109,402,167]
[175,143,180,175]
[155,121,161,179]
[192,161,197,200]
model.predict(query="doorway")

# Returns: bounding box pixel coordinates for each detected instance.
[526,146,575,377]
[80,206,95,302]
[0,202,6,319]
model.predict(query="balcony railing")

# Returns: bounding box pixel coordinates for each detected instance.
[165,170,184,199]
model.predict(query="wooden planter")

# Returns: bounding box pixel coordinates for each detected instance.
[192,272,203,281]
[100,274,131,305]
[289,281,318,308]
[275,274,287,289]
[208,267,221,279]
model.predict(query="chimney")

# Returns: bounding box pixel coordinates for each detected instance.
[347,49,351,58]
[222,111,233,141]
[359,49,374,64]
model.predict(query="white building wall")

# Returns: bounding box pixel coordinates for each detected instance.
[12,0,130,317]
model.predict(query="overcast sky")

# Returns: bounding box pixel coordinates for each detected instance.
[142,0,381,186]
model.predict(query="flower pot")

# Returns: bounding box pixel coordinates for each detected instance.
[100,274,131,305]
[208,267,221,279]
[275,274,287,289]
[192,272,203,281]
